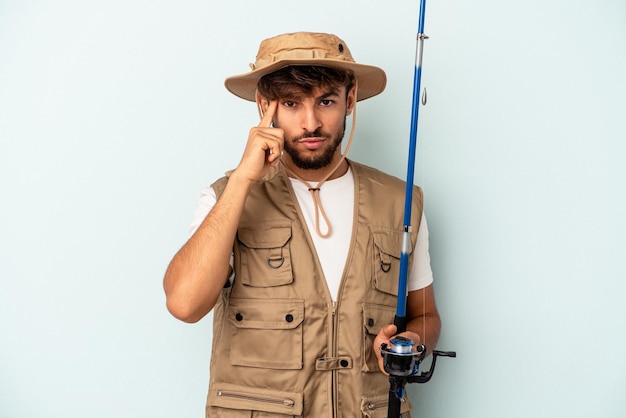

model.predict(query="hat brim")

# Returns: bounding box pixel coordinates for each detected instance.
[224,59,387,102]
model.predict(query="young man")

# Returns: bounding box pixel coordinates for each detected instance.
[164,32,440,417]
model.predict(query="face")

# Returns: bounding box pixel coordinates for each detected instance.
[271,86,355,171]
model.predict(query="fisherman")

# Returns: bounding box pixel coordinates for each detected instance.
[163,31,441,417]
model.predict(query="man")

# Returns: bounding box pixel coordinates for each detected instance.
[164,32,440,417]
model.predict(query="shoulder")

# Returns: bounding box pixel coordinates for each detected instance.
[349,160,422,196]
[210,174,230,197]
[211,165,285,197]
[350,161,399,183]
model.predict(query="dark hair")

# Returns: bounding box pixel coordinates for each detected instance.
[257,65,355,100]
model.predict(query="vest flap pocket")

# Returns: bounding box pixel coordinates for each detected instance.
[209,381,303,416]
[363,303,396,336]
[360,393,412,417]
[238,223,291,248]
[228,298,303,330]
[228,298,304,369]
[371,227,404,257]
[362,303,396,373]
[237,223,293,288]
[370,226,413,296]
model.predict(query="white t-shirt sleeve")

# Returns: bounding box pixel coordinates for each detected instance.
[189,187,236,283]
[408,213,434,292]
[189,186,217,237]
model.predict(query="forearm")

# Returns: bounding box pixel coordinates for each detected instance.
[405,309,441,357]
[163,173,252,322]
[404,285,441,356]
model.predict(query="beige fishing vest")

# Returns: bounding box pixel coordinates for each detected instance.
[206,160,423,418]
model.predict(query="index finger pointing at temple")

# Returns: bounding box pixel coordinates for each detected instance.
[259,100,278,128]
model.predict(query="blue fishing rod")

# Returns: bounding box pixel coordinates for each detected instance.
[380,1,456,416]
[396,0,429,335]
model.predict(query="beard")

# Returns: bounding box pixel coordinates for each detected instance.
[281,117,347,170]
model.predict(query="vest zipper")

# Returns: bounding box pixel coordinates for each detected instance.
[331,300,339,418]
[216,390,296,408]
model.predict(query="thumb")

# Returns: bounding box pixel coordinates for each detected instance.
[381,324,398,339]
[374,324,398,375]
[374,324,398,350]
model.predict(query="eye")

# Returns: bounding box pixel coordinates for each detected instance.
[320,99,334,106]
[282,101,297,108]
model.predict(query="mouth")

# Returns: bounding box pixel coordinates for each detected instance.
[298,137,326,150]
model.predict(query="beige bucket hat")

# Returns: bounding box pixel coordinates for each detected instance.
[224,32,387,102]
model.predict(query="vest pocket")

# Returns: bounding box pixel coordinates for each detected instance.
[362,303,396,373]
[208,381,303,417]
[228,298,304,370]
[360,393,412,417]
[370,227,412,296]
[237,223,293,287]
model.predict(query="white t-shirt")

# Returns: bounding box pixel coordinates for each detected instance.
[189,168,433,301]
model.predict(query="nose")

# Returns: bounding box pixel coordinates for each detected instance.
[301,105,322,133]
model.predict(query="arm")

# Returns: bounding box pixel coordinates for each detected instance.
[163,100,283,323]
[404,284,441,355]
[374,284,441,373]
[163,173,253,323]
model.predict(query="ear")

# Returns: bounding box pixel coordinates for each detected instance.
[345,85,357,116]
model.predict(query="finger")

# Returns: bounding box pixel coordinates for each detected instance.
[266,141,281,165]
[268,138,285,164]
[373,324,396,357]
[382,324,397,338]
[258,100,278,128]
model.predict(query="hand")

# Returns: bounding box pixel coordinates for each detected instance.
[233,100,284,183]
[373,324,422,375]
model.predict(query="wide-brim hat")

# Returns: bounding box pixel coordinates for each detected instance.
[224,32,387,102]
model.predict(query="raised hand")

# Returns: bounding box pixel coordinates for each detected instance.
[234,100,284,183]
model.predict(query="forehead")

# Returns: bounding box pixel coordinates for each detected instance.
[281,85,346,100]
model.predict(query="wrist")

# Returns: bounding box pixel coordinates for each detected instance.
[228,169,256,191]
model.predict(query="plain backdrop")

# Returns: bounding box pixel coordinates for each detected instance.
[1,0,625,417]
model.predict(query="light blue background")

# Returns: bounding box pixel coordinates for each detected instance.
[1,1,624,417]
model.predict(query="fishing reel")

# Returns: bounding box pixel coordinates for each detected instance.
[381,336,456,401]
